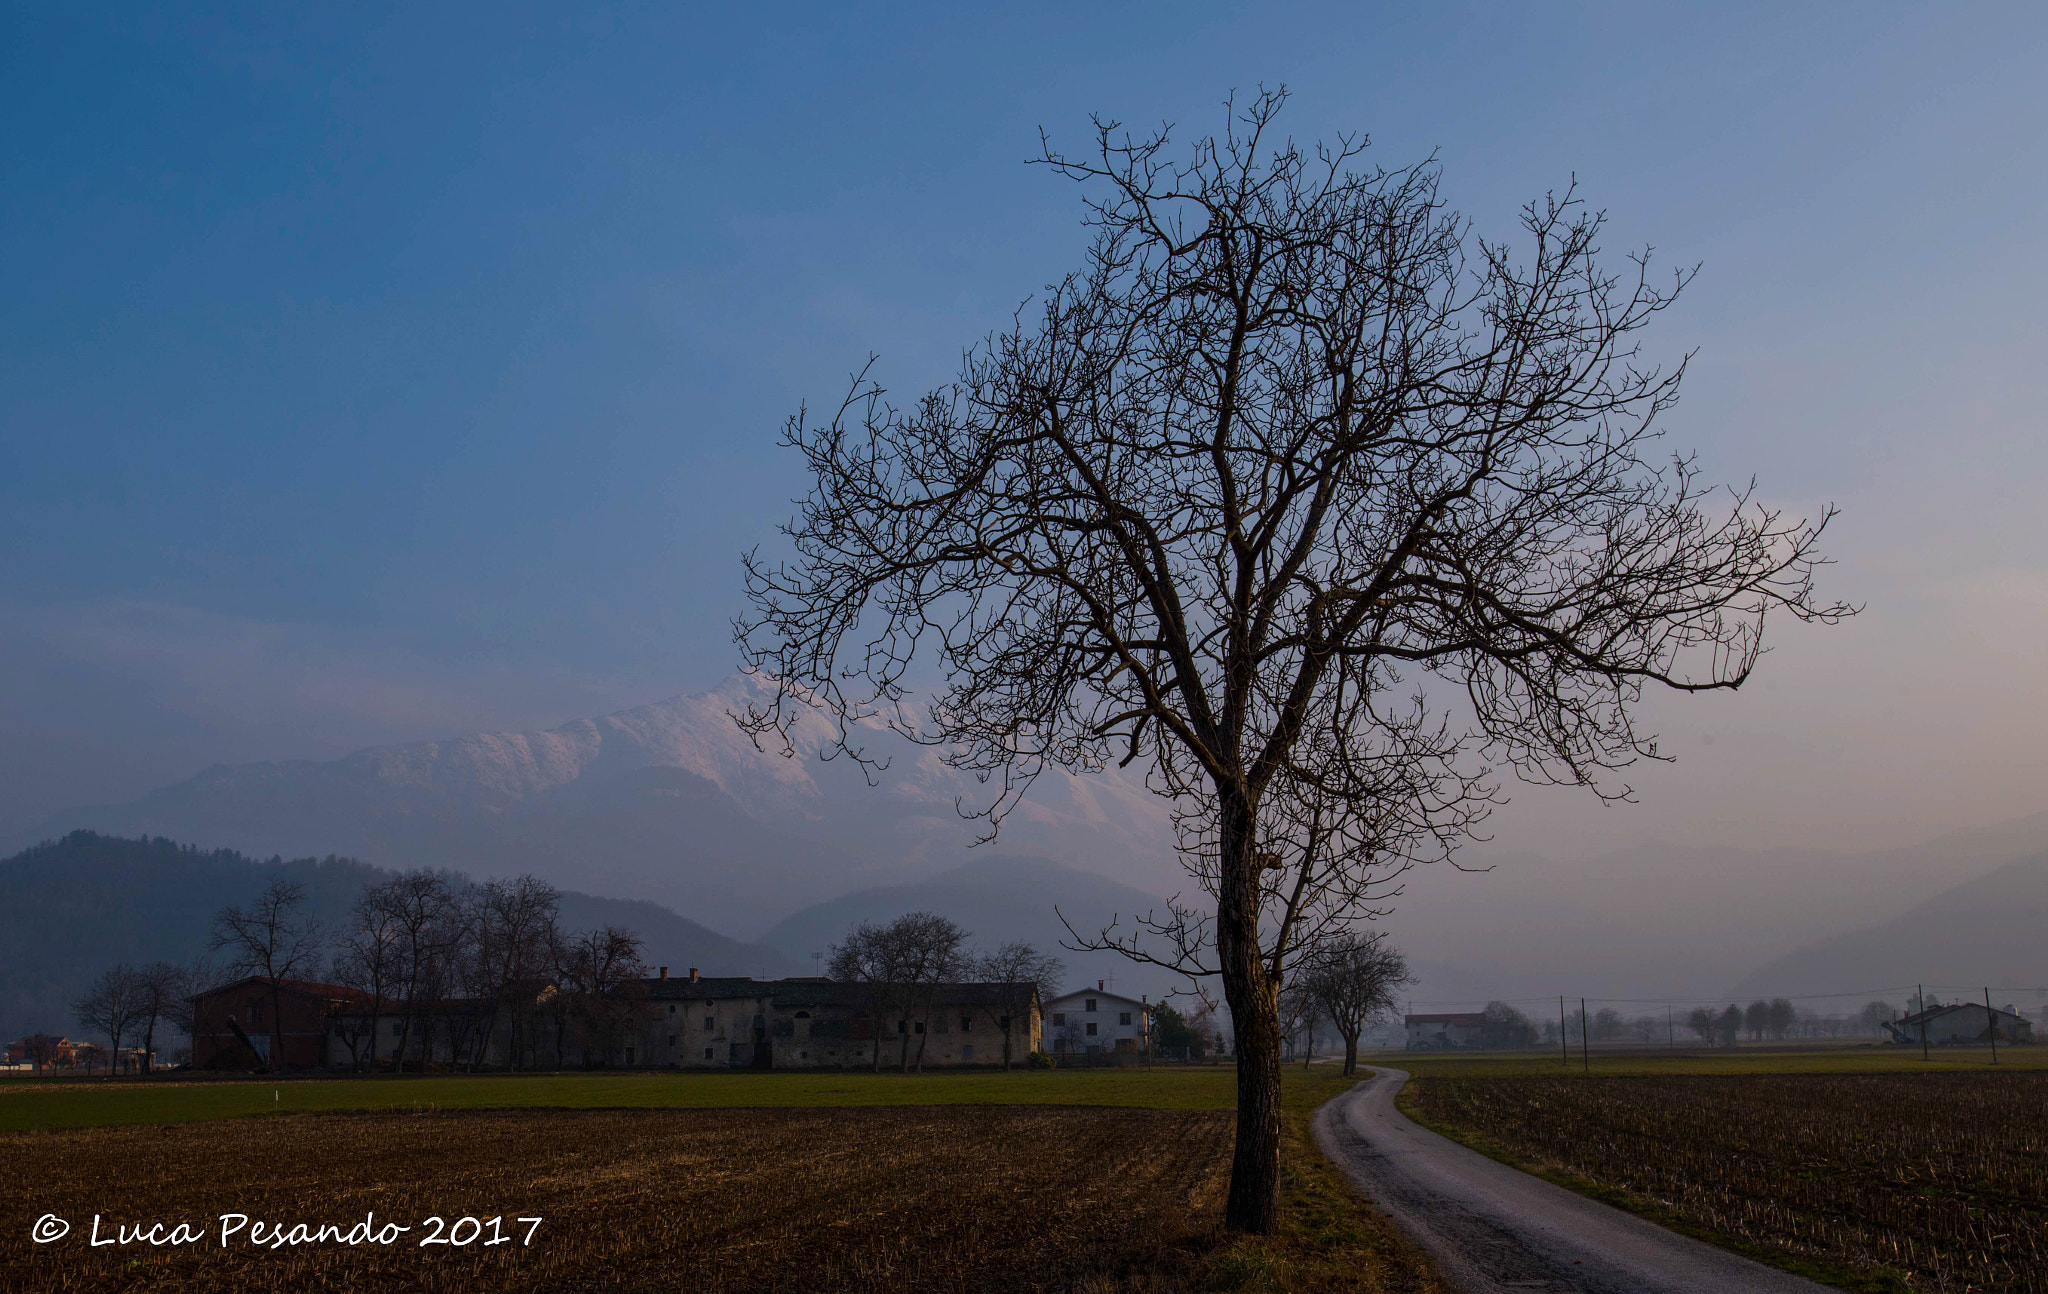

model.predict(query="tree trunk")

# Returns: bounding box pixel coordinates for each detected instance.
[1217,791,1281,1235]
[1341,1030,1360,1077]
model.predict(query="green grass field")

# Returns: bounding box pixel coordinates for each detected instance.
[1373,1040,2048,1078]
[0,1064,1247,1132]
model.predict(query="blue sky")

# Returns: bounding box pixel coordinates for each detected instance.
[3,2,2045,848]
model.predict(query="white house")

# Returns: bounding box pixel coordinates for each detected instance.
[1043,982,1151,1056]
[1404,1012,1485,1051]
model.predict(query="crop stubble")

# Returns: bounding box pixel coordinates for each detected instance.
[1408,1071,2048,1292]
[2,1105,1232,1293]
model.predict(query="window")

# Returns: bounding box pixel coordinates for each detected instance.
[668,1004,676,1016]
[624,1048,635,1065]
[704,1016,714,1030]
[391,1023,403,1037]
[915,1021,925,1034]
[962,1044,974,1061]
[1120,1012,1132,1026]
[1052,1013,1065,1026]
[668,1035,677,1046]
[1086,1022,1098,1036]
[1085,998,1097,1012]
[898,1020,909,1034]
[704,1047,714,1060]
[961,1016,974,1031]
[997,1015,1011,1031]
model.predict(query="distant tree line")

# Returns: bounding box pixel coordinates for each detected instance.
[69,871,652,1074]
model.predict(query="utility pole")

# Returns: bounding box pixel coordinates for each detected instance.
[1559,996,1569,1068]
[1986,987,2000,1064]
[1667,1005,1674,1052]
[1580,998,1591,1076]
[1919,983,1929,1062]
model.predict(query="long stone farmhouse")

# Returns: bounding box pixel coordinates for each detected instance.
[191,968,1043,1071]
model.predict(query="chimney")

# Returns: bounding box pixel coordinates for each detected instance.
[689,967,699,982]
[1098,980,1104,992]
[658,967,668,980]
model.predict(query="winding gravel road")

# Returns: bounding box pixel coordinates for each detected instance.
[1313,1068,1824,1294]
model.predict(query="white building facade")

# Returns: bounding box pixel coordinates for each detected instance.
[1042,983,1151,1056]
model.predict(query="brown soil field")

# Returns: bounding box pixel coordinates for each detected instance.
[1406,1071,2048,1293]
[3,1105,1238,1293]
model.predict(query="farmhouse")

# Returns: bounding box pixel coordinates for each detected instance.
[639,970,1041,1069]
[1042,983,1150,1057]
[190,969,1041,1071]
[191,976,384,1069]
[1405,1012,1485,1051]
[1881,1001,2034,1047]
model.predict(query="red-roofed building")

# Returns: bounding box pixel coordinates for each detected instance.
[191,976,385,1071]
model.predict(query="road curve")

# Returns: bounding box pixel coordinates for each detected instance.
[1312,1068,1824,1294]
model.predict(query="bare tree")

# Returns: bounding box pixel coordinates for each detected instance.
[1299,933,1411,1075]
[1685,1006,1716,1045]
[20,1033,62,1075]
[827,918,905,1072]
[73,965,146,1078]
[129,961,187,1075]
[973,939,1064,1068]
[369,871,462,1071]
[734,90,1847,1230]
[1716,1004,1743,1047]
[1766,997,1796,1040]
[554,924,648,1067]
[890,913,970,1073]
[332,885,405,1072]
[1480,1000,1536,1050]
[159,957,227,1065]
[469,875,562,1071]
[827,913,970,1071]
[210,878,324,1071]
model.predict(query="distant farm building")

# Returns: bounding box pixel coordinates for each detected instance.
[1042,983,1151,1057]
[1881,1001,2034,1047]
[1405,1012,1485,1051]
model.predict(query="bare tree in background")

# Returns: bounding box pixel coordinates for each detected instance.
[332,885,404,1072]
[370,871,462,1071]
[130,961,187,1075]
[1300,933,1411,1075]
[554,924,649,1067]
[826,918,906,1072]
[470,875,562,1072]
[72,965,145,1078]
[876,913,970,1073]
[1685,1006,1716,1045]
[210,878,323,1072]
[973,939,1064,1068]
[734,89,1848,1231]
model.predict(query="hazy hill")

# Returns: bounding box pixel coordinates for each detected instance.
[758,854,1188,1004]
[1732,849,2048,1002]
[0,832,801,1044]
[19,675,1176,935]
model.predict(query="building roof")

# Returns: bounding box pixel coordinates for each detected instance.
[1895,1001,2029,1027]
[197,976,390,1009]
[642,976,1040,1008]
[1044,987,1150,1011]
[1405,1013,1485,1027]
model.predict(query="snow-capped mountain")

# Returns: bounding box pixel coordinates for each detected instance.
[24,674,1179,935]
